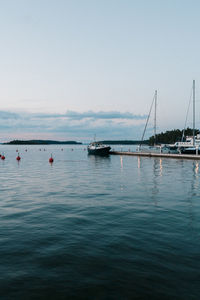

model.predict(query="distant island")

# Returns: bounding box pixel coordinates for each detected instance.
[4,140,82,145]
[99,140,148,145]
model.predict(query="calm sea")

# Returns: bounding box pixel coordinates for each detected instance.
[0,145,200,299]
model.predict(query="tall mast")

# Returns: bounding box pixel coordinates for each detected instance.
[193,80,195,146]
[140,93,155,147]
[154,90,157,145]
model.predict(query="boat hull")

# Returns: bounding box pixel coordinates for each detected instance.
[181,147,200,155]
[87,146,111,155]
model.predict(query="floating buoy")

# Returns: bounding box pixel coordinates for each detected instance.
[16,154,21,161]
[49,154,54,163]
[1,155,5,160]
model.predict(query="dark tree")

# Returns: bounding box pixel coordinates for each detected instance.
[149,127,199,145]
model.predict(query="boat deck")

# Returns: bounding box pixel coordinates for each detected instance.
[110,151,200,160]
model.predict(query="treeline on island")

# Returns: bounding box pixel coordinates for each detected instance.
[100,140,148,145]
[4,140,82,145]
[149,127,199,145]
[3,128,199,146]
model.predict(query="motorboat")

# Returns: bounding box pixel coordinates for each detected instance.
[180,145,200,155]
[87,142,111,155]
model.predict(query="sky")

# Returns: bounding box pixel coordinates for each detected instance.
[0,0,200,142]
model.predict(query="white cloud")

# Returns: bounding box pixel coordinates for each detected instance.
[0,110,151,141]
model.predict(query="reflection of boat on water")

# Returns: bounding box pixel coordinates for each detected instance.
[87,142,111,155]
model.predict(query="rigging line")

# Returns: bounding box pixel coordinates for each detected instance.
[181,86,193,142]
[140,93,155,147]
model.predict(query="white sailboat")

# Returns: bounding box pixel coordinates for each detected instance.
[174,80,200,154]
[139,90,163,153]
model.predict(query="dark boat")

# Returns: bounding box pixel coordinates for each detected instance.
[87,142,111,155]
[180,146,200,155]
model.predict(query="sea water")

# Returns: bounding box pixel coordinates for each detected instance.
[0,145,200,299]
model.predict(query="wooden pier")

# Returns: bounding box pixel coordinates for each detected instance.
[110,151,200,160]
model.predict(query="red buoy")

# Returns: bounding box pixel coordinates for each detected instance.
[49,154,54,163]
[1,155,5,160]
[16,155,21,161]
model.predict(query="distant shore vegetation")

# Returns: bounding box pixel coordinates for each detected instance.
[100,140,148,145]
[3,128,198,146]
[4,140,82,145]
[149,127,200,145]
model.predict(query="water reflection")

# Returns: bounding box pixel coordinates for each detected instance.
[194,162,199,175]
[137,157,141,170]
[186,162,199,229]
[120,156,123,169]
[152,158,163,178]
[134,154,200,226]
[151,159,161,205]
[159,159,163,177]
[191,161,199,196]
[88,154,111,167]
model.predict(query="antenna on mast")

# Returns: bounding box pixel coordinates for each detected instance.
[193,80,195,146]
[154,90,157,145]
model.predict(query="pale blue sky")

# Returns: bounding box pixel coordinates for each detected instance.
[0,0,200,141]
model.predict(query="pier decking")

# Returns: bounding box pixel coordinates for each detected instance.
[110,151,200,160]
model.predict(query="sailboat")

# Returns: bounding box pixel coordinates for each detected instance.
[139,90,162,153]
[174,80,200,154]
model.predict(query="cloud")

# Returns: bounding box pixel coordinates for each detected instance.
[64,110,147,120]
[0,109,151,141]
[33,110,147,121]
[0,111,20,119]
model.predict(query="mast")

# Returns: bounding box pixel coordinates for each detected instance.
[154,90,157,145]
[193,80,195,146]
[139,91,156,148]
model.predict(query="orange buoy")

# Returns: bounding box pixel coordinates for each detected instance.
[49,154,54,163]
[16,155,21,161]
